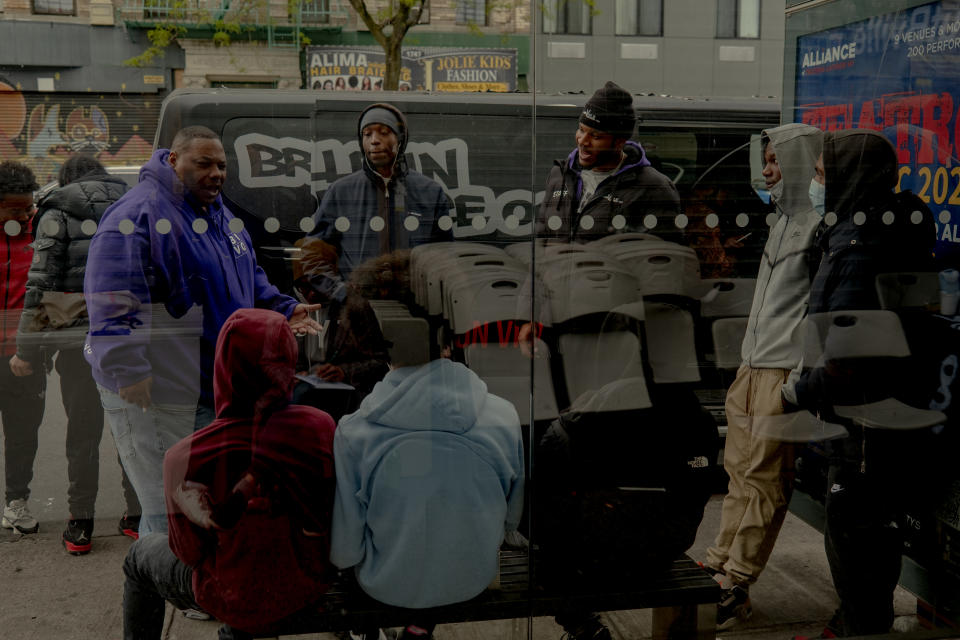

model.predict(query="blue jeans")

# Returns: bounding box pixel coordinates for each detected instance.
[123,533,251,640]
[99,387,199,537]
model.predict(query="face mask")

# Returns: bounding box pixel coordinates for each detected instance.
[768,179,785,203]
[808,179,826,217]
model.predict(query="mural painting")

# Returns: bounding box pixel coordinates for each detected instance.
[0,80,159,184]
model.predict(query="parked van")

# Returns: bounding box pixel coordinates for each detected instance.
[155,89,780,287]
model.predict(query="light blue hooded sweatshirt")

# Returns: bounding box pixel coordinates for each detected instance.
[330,358,525,609]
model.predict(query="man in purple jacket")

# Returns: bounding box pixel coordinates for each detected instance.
[84,126,320,537]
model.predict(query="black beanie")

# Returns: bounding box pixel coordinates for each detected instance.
[579,81,636,139]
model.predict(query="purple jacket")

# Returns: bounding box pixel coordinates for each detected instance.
[84,149,297,405]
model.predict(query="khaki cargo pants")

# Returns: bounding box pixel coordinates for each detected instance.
[705,365,796,587]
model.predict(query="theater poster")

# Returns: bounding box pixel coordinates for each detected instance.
[307,46,517,93]
[794,0,960,260]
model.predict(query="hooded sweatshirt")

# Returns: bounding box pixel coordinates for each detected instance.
[740,123,823,404]
[310,103,453,277]
[331,358,525,609]
[794,129,936,411]
[164,308,336,634]
[83,149,298,405]
[537,140,680,243]
[0,217,33,358]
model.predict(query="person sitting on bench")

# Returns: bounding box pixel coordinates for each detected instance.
[330,331,525,640]
[121,308,337,640]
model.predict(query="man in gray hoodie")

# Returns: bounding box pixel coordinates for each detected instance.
[703,123,823,630]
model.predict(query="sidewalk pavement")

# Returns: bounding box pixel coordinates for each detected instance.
[0,495,921,640]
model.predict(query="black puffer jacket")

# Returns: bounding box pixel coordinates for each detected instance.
[16,173,130,362]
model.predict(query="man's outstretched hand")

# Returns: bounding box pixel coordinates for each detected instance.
[289,303,323,336]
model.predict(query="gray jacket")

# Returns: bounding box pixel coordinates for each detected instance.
[739,123,823,404]
[16,173,130,363]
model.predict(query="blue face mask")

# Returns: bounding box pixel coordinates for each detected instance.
[808,178,826,217]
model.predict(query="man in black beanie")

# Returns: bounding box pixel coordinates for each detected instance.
[309,102,453,277]
[537,80,680,242]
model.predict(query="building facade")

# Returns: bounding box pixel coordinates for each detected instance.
[533,0,786,98]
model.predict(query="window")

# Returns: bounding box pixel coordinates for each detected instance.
[615,0,662,37]
[456,0,485,26]
[542,0,591,35]
[33,0,74,15]
[717,0,760,38]
[299,0,330,24]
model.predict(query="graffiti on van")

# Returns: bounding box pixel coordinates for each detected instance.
[234,132,543,238]
[0,81,158,184]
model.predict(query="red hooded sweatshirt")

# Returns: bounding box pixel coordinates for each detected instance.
[164,308,336,634]
[1,220,33,357]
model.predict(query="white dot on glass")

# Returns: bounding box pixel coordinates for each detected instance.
[118,219,135,235]
[228,218,244,234]
[438,215,453,231]
[824,212,838,227]
[911,210,924,224]
[579,214,595,230]
[81,219,97,236]
[705,213,719,229]
[643,214,658,229]
[192,218,208,234]
[674,214,688,229]
[334,216,350,233]
[155,219,172,235]
[940,210,952,224]
[404,216,419,232]
[472,215,487,231]
[4,220,21,236]
[611,214,626,230]
[42,219,60,236]
[299,217,316,233]
[547,215,562,231]
[504,214,520,230]
[735,213,750,228]
[765,212,778,228]
[882,211,895,225]
[264,217,280,234]
[853,211,867,226]
[370,216,385,232]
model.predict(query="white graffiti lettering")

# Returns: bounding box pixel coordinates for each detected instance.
[233,133,543,236]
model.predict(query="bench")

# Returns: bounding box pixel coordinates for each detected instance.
[255,552,720,640]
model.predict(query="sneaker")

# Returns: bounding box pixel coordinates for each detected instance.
[793,609,841,640]
[399,625,433,639]
[62,518,94,555]
[118,513,140,540]
[717,585,752,631]
[2,499,39,534]
[182,608,211,621]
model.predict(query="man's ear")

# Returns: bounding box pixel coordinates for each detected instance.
[168,150,178,168]
[614,137,628,152]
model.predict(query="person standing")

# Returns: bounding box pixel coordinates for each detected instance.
[536,81,680,242]
[702,123,824,629]
[0,161,44,535]
[12,154,142,553]
[84,126,320,537]
[309,103,452,277]
[794,129,937,637]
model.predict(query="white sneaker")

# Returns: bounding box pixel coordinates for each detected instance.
[2,499,39,534]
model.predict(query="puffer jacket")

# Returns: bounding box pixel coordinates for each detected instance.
[16,173,129,363]
[536,141,680,243]
[740,123,823,404]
